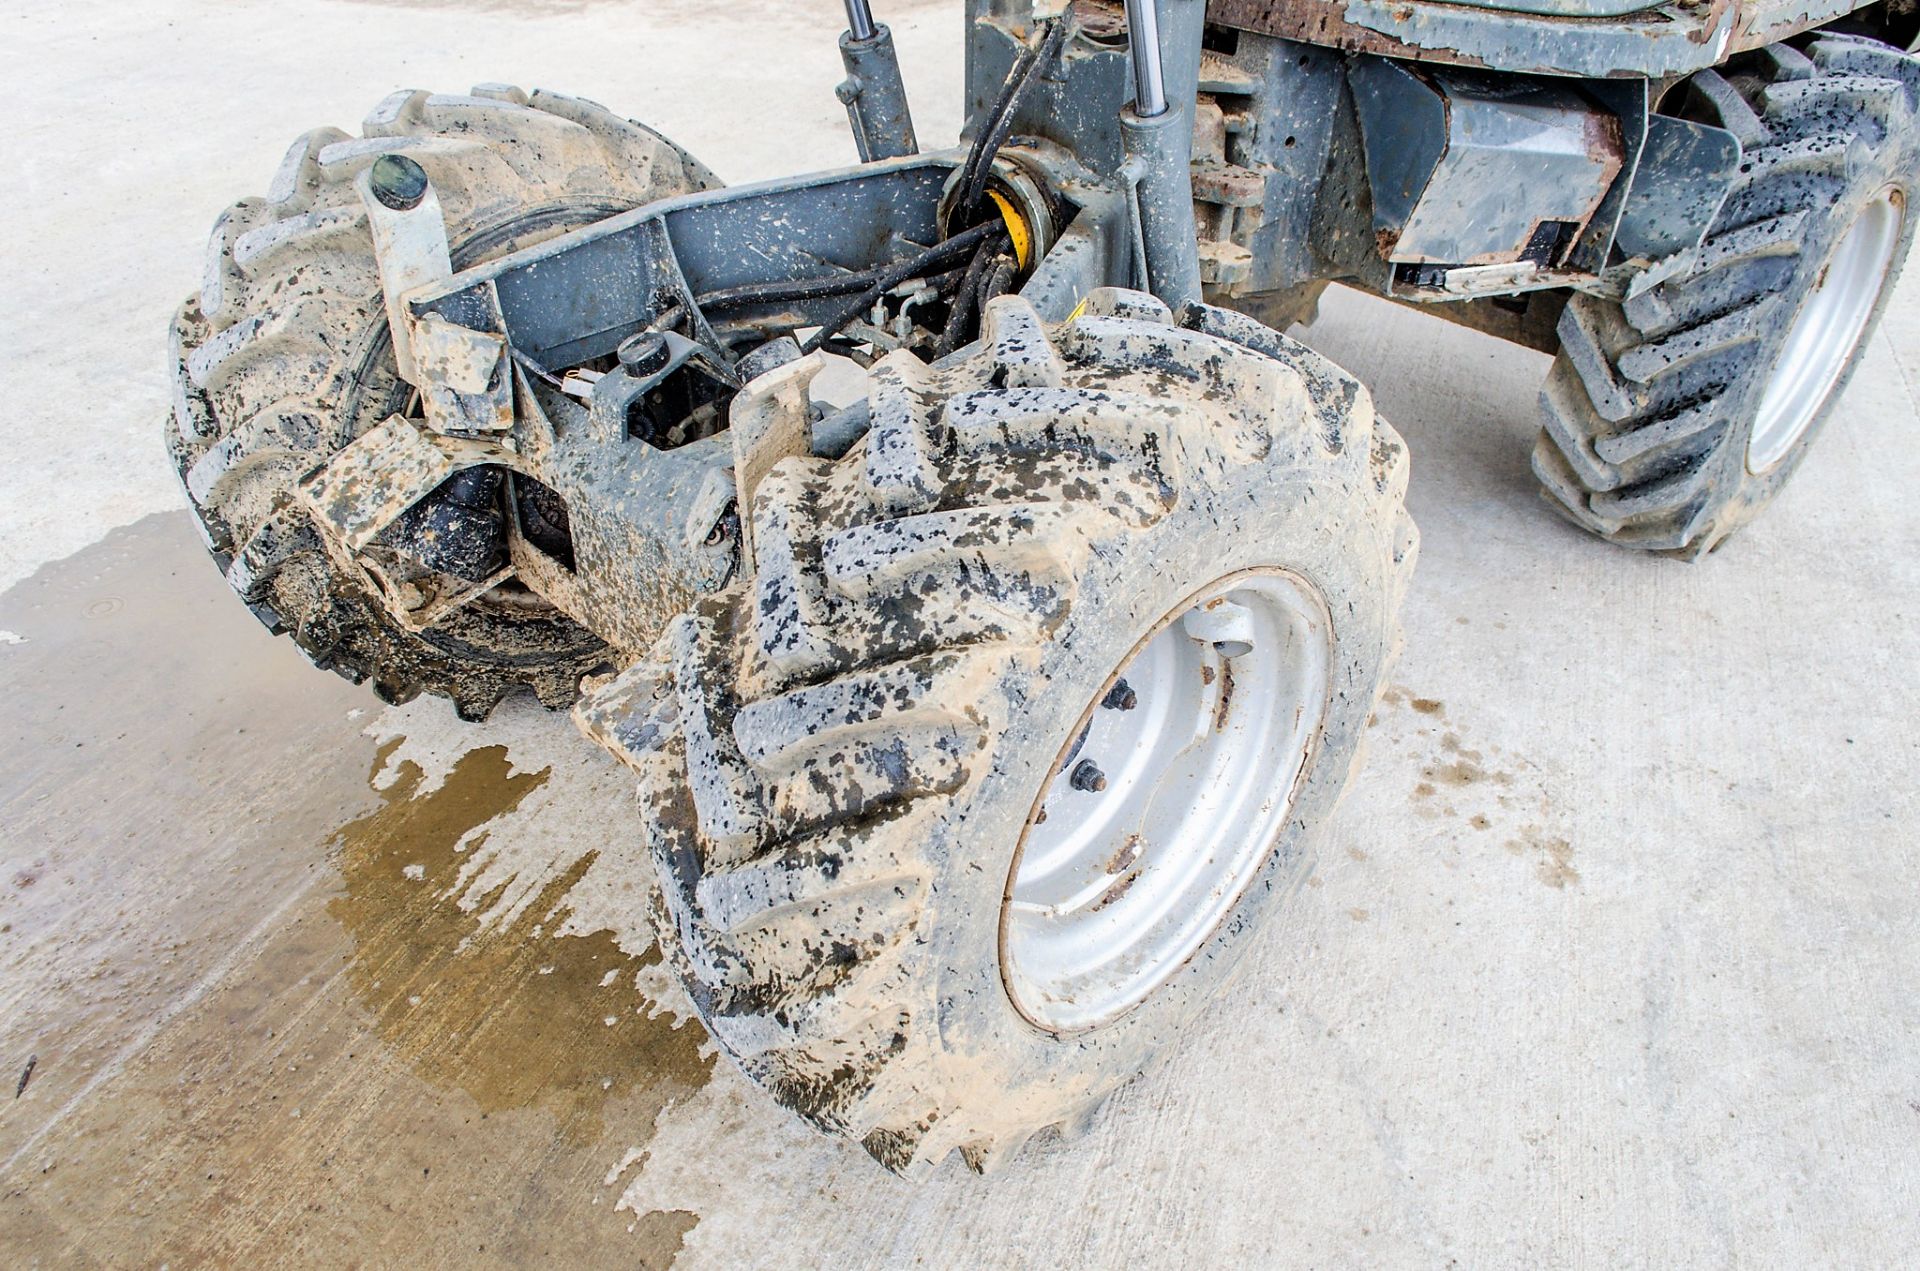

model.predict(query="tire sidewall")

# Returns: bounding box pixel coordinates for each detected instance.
[914,442,1401,1127]
[1698,71,1919,544]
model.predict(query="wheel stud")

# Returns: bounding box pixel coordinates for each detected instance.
[1070,759,1108,792]
[1100,678,1137,711]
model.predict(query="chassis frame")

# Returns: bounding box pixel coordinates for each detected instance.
[300,0,1917,660]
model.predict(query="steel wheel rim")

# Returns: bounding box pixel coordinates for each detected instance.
[1000,569,1333,1034]
[1748,188,1904,474]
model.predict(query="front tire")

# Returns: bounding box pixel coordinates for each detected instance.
[1534,35,1919,556]
[596,291,1417,1176]
[168,85,717,717]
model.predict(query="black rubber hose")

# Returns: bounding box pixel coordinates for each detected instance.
[957,14,1071,224]
[800,221,999,354]
[956,37,1042,221]
[936,228,1010,357]
[696,268,888,311]
[978,257,1017,310]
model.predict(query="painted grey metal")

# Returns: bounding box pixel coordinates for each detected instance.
[1122,0,1205,307]
[1349,59,1623,267]
[964,5,1131,180]
[1122,106,1203,306]
[838,22,920,162]
[516,375,739,653]
[1015,206,1126,321]
[411,156,958,367]
[1346,59,1448,237]
[1209,0,1743,80]
[1564,78,1647,276]
[355,155,453,387]
[1612,115,1743,261]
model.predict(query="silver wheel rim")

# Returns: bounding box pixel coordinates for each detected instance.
[1748,188,1905,474]
[1000,569,1333,1034]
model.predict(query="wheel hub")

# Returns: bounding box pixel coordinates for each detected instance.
[1748,187,1905,474]
[1000,569,1334,1033]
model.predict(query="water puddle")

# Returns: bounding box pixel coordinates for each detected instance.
[326,738,714,1144]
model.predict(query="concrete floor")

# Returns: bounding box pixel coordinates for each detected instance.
[3,1,1918,1266]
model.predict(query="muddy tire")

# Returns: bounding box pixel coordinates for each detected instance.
[1534,35,1918,556]
[597,290,1416,1176]
[167,85,717,718]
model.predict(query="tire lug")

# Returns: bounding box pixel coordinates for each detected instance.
[1070,759,1108,792]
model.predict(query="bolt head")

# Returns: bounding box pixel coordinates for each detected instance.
[369,153,430,211]
[616,331,672,376]
[1070,759,1108,793]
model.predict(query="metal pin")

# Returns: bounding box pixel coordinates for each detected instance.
[368,153,430,212]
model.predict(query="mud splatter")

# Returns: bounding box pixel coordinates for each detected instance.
[1382,687,1576,888]
[327,741,714,1145]
[1506,830,1580,889]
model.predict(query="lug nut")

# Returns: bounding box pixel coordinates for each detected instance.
[1070,759,1107,792]
[1100,678,1137,711]
[368,153,430,211]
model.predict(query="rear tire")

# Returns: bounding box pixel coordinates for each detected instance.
[590,290,1417,1176]
[1534,35,1919,556]
[167,85,717,717]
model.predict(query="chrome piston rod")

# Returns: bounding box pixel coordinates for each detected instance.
[1124,0,1168,117]
[843,0,877,42]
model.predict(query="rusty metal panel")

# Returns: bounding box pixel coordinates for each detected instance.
[1211,0,1741,78]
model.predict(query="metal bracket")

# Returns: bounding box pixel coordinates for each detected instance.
[728,353,826,577]
[358,153,517,436]
[412,308,515,434]
[300,412,516,552]
[356,155,453,387]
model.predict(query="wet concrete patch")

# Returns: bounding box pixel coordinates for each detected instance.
[0,512,712,1266]
[328,741,713,1144]
[0,512,376,1171]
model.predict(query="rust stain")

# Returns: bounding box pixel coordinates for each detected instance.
[1213,660,1237,733]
